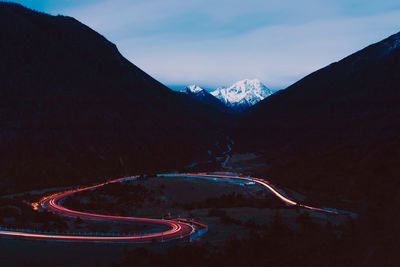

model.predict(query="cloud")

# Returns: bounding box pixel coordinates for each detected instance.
[58,0,336,39]
[48,0,400,89]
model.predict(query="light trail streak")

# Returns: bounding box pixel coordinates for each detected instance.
[159,173,349,215]
[0,172,353,243]
[1,176,196,243]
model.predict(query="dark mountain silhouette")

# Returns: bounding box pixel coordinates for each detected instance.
[233,31,400,261]
[237,31,400,198]
[0,3,228,193]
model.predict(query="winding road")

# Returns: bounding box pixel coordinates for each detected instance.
[0,172,352,243]
[0,176,196,243]
[165,173,343,214]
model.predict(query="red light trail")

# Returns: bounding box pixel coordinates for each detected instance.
[0,172,353,243]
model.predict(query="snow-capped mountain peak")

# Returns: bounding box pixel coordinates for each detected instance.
[180,84,228,111]
[180,84,204,94]
[180,79,274,113]
[211,79,273,111]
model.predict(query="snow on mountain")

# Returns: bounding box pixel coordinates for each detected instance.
[180,84,228,112]
[180,84,211,99]
[180,84,204,94]
[211,79,273,111]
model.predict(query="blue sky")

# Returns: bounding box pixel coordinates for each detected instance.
[12,0,400,90]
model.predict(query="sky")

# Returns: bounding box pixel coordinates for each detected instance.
[11,0,400,90]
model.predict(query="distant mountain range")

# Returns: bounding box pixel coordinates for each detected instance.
[3,2,400,206]
[180,79,273,113]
